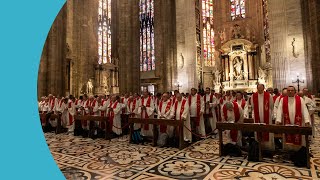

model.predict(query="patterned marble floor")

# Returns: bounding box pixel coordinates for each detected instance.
[45,116,320,180]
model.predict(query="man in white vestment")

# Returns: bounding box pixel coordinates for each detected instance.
[107,95,122,135]
[221,101,244,146]
[273,88,287,120]
[250,84,274,150]
[170,93,192,142]
[302,88,316,137]
[138,90,155,137]
[67,96,76,132]
[157,93,174,146]
[188,88,206,138]
[276,86,310,151]
[203,87,218,134]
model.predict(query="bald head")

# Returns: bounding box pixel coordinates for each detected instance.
[162,93,169,102]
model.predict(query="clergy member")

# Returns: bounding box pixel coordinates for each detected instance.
[203,87,218,134]
[221,101,244,145]
[188,88,206,138]
[170,93,192,142]
[157,93,173,146]
[138,89,155,137]
[276,86,310,151]
[250,84,274,150]
[107,95,122,135]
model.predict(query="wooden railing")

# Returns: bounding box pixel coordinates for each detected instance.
[216,122,312,168]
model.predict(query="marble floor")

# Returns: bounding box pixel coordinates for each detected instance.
[45,116,320,180]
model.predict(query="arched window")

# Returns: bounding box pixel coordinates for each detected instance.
[139,0,155,72]
[202,0,215,67]
[230,0,246,21]
[98,0,112,64]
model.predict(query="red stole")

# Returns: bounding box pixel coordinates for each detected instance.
[204,94,214,117]
[223,102,240,142]
[59,99,63,108]
[273,95,279,103]
[100,100,106,117]
[174,99,187,120]
[234,99,246,109]
[49,98,55,111]
[128,98,137,117]
[141,97,152,130]
[252,92,270,141]
[159,100,172,133]
[283,96,303,145]
[188,94,201,126]
[108,101,118,128]
[82,100,90,126]
[90,100,97,115]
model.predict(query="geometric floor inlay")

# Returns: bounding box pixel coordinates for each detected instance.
[45,115,320,179]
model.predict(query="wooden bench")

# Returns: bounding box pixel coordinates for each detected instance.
[74,115,110,139]
[216,122,312,168]
[128,118,186,150]
[39,113,62,134]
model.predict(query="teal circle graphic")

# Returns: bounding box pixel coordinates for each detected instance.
[0,0,66,179]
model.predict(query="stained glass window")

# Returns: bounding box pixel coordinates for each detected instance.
[98,0,112,64]
[230,0,245,21]
[139,0,155,71]
[202,0,215,67]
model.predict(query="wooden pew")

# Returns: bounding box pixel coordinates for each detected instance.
[39,113,62,134]
[74,115,110,140]
[128,118,186,150]
[216,122,312,168]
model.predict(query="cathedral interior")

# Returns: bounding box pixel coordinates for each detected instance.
[37,0,320,179]
[38,0,320,97]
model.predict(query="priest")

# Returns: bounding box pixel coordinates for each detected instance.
[170,93,192,142]
[157,93,173,146]
[203,87,218,134]
[250,84,274,150]
[137,90,155,137]
[221,101,244,146]
[188,88,206,138]
[276,86,310,151]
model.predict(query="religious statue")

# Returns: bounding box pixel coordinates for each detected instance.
[219,29,226,44]
[213,69,221,85]
[258,67,267,84]
[178,53,184,69]
[233,56,243,79]
[87,78,94,94]
[232,24,243,39]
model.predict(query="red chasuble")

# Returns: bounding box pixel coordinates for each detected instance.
[223,102,240,142]
[252,92,270,141]
[283,95,303,145]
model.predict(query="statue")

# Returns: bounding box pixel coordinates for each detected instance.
[178,53,184,69]
[233,56,243,79]
[213,69,221,85]
[258,67,267,84]
[87,78,94,94]
[229,72,234,82]
[219,29,226,44]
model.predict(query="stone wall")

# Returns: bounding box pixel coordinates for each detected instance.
[301,0,320,93]
[269,0,307,90]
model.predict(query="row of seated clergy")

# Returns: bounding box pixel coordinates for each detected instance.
[137,90,193,144]
[221,86,310,152]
